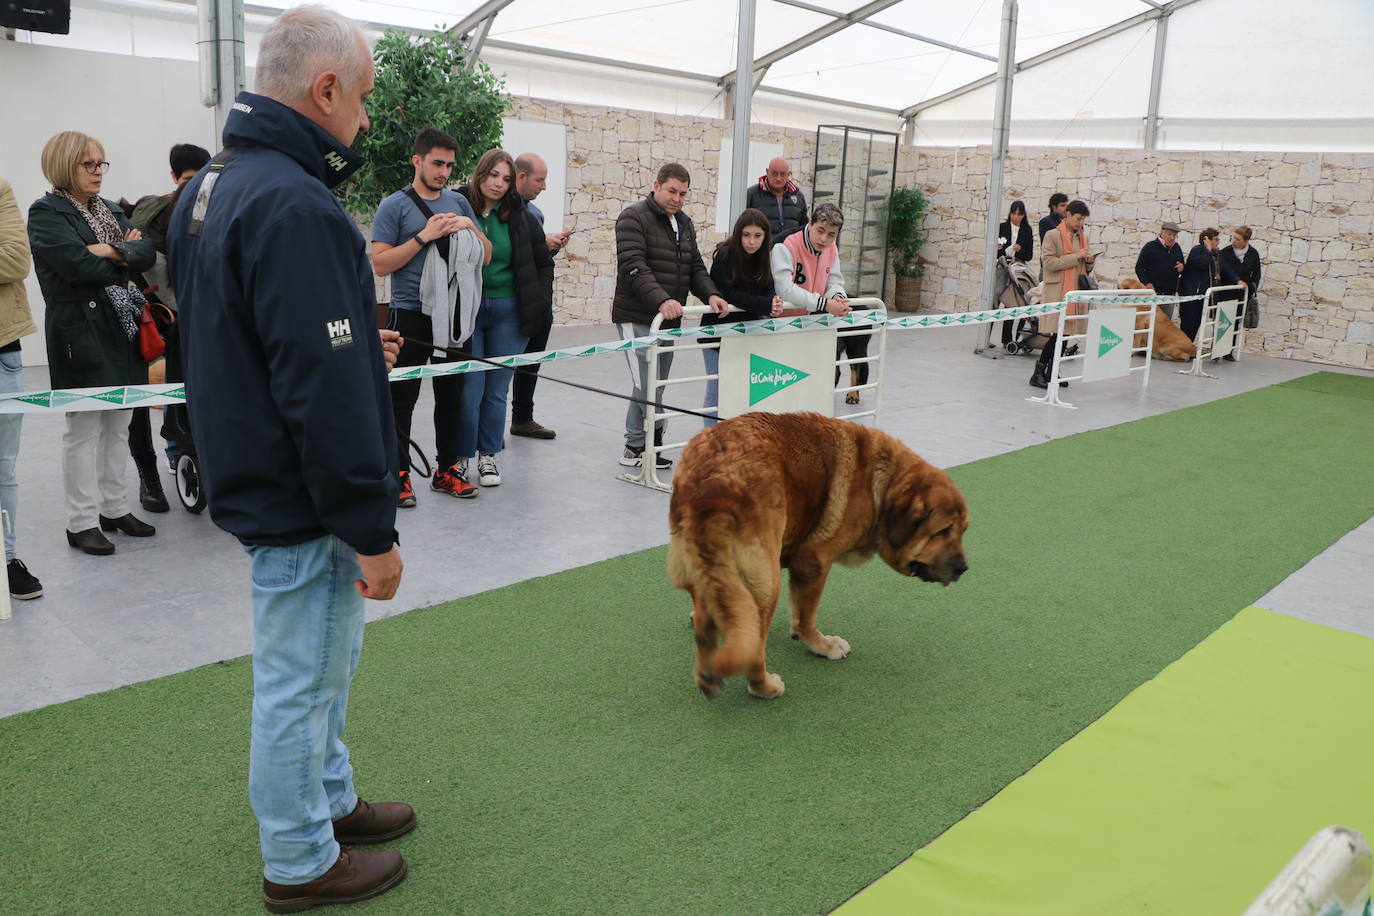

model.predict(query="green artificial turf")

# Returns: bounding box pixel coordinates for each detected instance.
[4,372,1374,915]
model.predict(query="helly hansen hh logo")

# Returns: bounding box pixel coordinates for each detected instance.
[327,318,354,349]
[324,151,348,172]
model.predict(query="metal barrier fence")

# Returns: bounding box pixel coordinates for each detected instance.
[616,299,889,492]
[1178,284,1249,379]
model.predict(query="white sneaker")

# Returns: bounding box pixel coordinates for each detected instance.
[477,453,501,486]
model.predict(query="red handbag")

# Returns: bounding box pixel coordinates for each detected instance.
[137,302,165,363]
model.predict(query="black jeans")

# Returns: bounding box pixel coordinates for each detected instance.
[510,316,551,424]
[1180,300,1203,342]
[388,307,466,470]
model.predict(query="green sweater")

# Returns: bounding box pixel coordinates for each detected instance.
[478,211,515,298]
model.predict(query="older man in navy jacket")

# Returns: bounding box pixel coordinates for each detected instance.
[169,7,413,912]
[1134,220,1186,313]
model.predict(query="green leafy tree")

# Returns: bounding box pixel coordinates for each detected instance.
[342,28,509,219]
[887,187,929,279]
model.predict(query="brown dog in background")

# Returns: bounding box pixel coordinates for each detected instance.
[1120,278,1197,361]
[668,412,969,699]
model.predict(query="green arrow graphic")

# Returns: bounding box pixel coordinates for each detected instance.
[1216,310,1233,343]
[749,353,810,406]
[1098,325,1124,358]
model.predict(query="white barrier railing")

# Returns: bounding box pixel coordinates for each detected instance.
[1178,285,1249,379]
[1029,289,1160,410]
[618,299,888,492]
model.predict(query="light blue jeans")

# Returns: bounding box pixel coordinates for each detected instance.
[458,297,527,458]
[245,534,364,884]
[0,351,24,561]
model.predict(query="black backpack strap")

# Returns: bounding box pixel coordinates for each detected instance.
[403,187,450,262]
[187,148,235,237]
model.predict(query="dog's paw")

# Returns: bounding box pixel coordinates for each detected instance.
[696,670,722,699]
[811,635,851,660]
[747,672,785,699]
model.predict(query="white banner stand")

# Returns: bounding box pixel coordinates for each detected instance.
[618,300,887,492]
[1178,285,1247,379]
[1029,290,1155,409]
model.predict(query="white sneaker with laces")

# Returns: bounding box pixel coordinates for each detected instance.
[477,453,501,486]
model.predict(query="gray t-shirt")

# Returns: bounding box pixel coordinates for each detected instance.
[372,188,478,311]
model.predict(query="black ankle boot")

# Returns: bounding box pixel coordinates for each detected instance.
[129,407,169,513]
[134,453,169,513]
[1029,335,1068,389]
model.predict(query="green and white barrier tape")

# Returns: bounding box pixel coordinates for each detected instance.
[0,301,1070,414]
[1064,291,1206,306]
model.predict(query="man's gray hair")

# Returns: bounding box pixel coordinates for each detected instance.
[255,5,368,105]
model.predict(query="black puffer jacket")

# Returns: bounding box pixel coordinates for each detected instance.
[456,185,554,338]
[611,194,718,329]
[745,181,807,240]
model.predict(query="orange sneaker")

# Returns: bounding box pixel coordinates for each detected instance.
[431,462,478,499]
[397,471,417,508]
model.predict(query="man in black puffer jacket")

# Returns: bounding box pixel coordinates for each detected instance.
[612,162,727,469]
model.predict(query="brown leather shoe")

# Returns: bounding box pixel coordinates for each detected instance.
[262,847,405,914]
[510,419,556,439]
[66,528,115,555]
[332,799,417,845]
[98,513,156,537]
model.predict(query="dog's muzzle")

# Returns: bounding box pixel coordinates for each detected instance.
[909,558,968,585]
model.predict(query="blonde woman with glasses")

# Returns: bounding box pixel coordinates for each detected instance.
[27,131,159,555]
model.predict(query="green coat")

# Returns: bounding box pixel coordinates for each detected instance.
[27,192,157,389]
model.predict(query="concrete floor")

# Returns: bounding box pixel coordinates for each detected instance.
[1,321,1371,717]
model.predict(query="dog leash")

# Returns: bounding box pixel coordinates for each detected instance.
[394,336,719,477]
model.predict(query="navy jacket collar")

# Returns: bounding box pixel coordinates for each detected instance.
[221,91,366,189]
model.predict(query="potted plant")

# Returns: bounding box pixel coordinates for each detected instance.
[887,186,928,312]
[341,28,508,220]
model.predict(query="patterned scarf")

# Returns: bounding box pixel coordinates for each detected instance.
[757,174,800,195]
[53,189,144,340]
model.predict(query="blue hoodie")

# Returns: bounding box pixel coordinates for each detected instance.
[168,92,398,556]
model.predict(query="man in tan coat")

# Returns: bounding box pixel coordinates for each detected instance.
[0,177,44,599]
[1032,199,1094,389]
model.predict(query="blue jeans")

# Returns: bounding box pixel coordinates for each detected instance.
[0,351,24,561]
[458,297,527,458]
[701,345,720,428]
[245,534,364,884]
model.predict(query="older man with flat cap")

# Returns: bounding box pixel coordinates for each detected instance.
[1134,220,1186,313]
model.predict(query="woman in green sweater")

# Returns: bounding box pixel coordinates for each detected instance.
[457,149,554,488]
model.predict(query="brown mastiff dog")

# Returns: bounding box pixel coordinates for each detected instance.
[668,412,969,699]
[1120,278,1197,361]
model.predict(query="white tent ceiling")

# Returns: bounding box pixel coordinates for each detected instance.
[7,0,1374,149]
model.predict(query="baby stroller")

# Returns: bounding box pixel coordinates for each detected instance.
[995,253,1051,355]
[156,312,208,514]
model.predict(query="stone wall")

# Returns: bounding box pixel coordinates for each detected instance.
[507,97,813,326]
[506,94,1372,371]
[906,146,1374,370]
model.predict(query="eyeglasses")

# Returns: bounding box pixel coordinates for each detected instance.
[79,160,111,175]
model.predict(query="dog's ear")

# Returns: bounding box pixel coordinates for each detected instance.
[883,489,930,550]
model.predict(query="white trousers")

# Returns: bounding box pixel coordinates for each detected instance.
[63,410,131,532]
